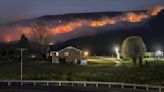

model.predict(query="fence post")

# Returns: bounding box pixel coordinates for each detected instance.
[146,85,149,91]
[84,83,86,87]
[71,82,74,86]
[21,82,23,86]
[46,82,49,86]
[59,82,61,86]
[8,82,10,86]
[159,86,162,92]
[108,84,111,88]
[121,83,124,88]
[133,84,136,90]
[96,83,99,87]
[33,82,36,86]
[109,84,111,88]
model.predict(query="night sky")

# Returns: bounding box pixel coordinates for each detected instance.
[0,0,164,24]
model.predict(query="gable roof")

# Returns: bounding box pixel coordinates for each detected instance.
[47,45,64,51]
[58,46,82,53]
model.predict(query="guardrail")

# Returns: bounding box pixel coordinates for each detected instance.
[0,80,163,92]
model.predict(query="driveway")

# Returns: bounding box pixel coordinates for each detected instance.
[103,58,122,67]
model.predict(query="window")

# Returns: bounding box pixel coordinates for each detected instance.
[64,52,69,56]
[50,52,52,56]
[56,52,59,56]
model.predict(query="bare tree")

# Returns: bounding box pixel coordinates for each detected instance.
[30,22,50,45]
[30,21,51,58]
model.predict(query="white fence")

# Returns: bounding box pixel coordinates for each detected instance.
[0,80,163,92]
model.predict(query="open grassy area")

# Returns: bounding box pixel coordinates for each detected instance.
[0,57,164,86]
[87,56,114,64]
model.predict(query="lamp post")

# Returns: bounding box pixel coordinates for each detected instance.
[83,51,89,60]
[17,48,27,81]
[84,51,89,57]
[81,51,89,65]
[155,50,163,59]
[84,51,89,59]
[115,47,120,59]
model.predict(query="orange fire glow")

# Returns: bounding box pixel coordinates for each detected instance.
[88,12,149,27]
[124,13,148,23]
[50,21,83,34]
[151,6,164,16]
[2,6,164,42]
[22,28,32,36]
[3,34,21,42]
[4,36,12,42]
[89,18,117,27]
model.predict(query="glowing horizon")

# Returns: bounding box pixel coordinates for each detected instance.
[1,6,164,43]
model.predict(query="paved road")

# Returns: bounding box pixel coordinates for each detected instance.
[0,87,149,92]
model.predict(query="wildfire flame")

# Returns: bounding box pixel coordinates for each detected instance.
[89,17,117,27]
[32,6,164,37]
[88,12,149,27]
[150,6,164,16]
[1,6,164,42]
[123,13,148,23]
[50,21,84,34]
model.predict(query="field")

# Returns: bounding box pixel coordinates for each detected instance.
[0,57,164,85]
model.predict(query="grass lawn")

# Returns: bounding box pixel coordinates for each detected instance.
[0,57,164,86]
[87,56,114,64]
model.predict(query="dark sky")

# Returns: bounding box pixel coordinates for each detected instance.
[0,0,164,24]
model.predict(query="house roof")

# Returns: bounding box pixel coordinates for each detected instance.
[47,45,64,51]
[48,45,82,52]
[58,46,82,53]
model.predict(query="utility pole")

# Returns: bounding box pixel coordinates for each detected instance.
[17,48,27,81]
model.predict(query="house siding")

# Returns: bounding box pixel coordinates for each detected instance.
[52,47,83,64]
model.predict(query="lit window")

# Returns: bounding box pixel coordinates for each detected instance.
[64,52,69,56]
[56,52,59,56]
[50,52,52,56]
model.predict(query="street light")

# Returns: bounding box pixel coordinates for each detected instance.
[49,42,54,45]
[59,20,62,23]
[84,51,89,57]
[155,50,163,59]
[17,48,27,81]
[115,47,120,59]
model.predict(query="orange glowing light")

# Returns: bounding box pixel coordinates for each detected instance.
[23,30,31,36]
[3,6,163,42]
[124,13,148,23]
[4,36,12,42]
[50,21,83,34]
[89,18,117,27]
[150,6,164,16]
[89,13,149,26]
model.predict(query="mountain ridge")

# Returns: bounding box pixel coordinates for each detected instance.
[0,9,151,42]
[51,10,164,55]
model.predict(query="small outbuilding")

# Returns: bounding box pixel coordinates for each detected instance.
[50,46,84,64]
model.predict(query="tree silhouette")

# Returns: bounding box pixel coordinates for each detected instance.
[121,36,146,66]
[30,22,50,45]
[18,34,29,48]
